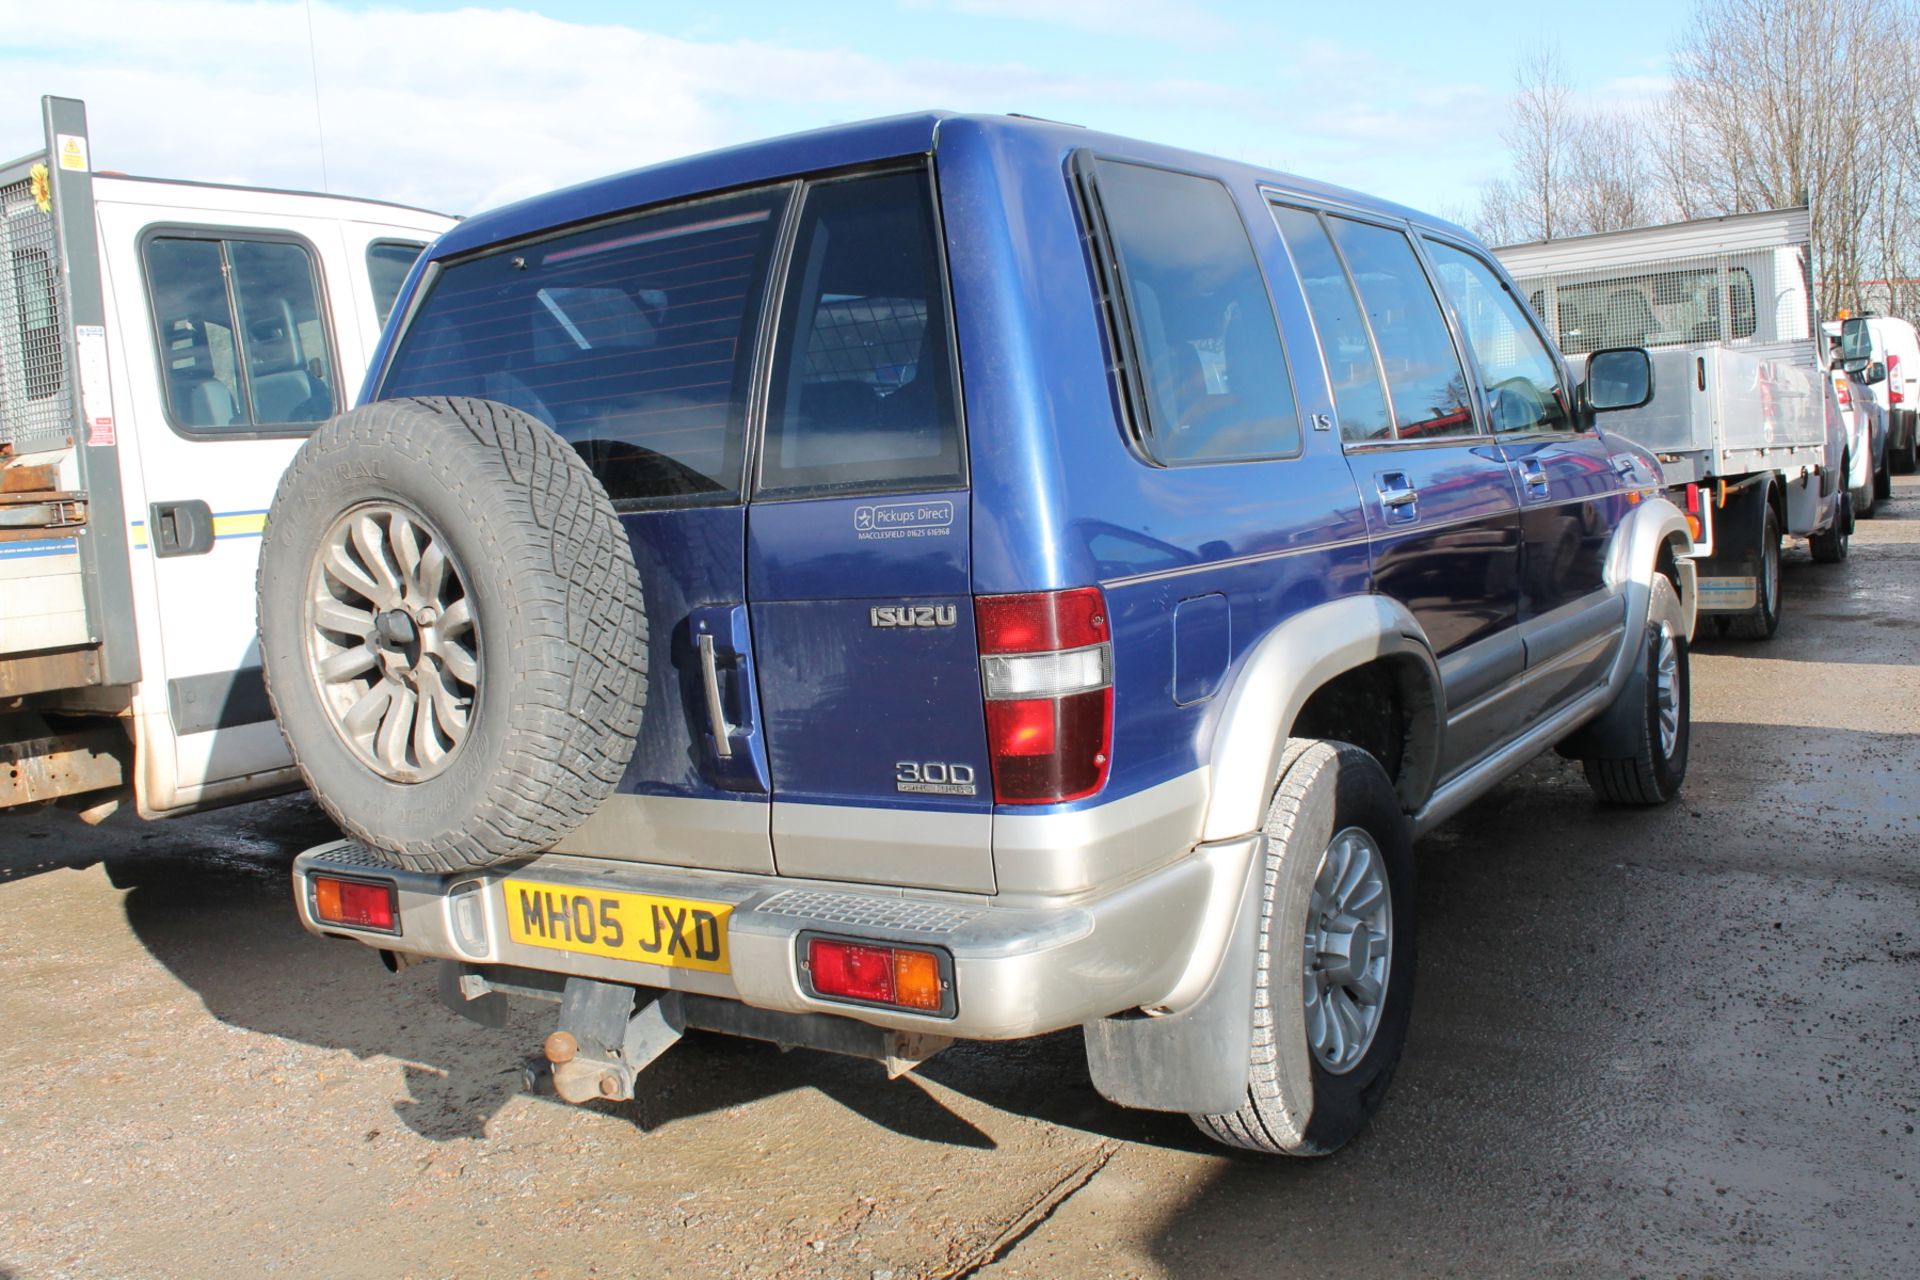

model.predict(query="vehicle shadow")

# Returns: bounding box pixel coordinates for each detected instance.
[78,792,1002,1147]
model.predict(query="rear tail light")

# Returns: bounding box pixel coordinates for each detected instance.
[975,587,1113,804]
[311,874,399,934]
[803,935,952,1015]
[1890,353,1903,404]
[1683,483,1703,542]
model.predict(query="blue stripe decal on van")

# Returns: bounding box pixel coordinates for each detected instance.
[0,536,80,561]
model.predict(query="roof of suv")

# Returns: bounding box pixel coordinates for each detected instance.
[430,111,1462,260]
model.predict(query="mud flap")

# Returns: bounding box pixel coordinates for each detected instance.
[1693,481,1768,614]
[1082,835,1263,1115]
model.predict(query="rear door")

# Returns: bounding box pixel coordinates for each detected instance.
[1424,237,1631,714]
[377,187,795,874]
[101,203,360,812]
[1270,204,1523,776]
[745,166,993,894]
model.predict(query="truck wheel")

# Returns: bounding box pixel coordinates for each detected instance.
[1194,740,1414,1157]
[1583,575,1689,805]
[1893,416,1918,474]
[1809,491,1850,564]
[1721,504,1781,640]
[258,396,648,873]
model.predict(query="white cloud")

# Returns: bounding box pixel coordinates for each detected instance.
[1,0,1235,214]
[0,1,1513,220]
[936,0,1237,44]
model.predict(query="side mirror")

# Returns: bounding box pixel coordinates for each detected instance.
[1584,346,1653,413]
[1864,360,1887,385]
[1840,316,1873,362]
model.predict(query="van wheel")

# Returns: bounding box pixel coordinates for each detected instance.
[1583,575,1689,805]
[258,396,648,873]
[1721,505,1781,640]
[1809,491,1850,564]
[1194,740,1414,1156]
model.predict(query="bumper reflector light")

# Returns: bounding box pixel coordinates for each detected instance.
[805,936,951,1015]
[312,874,399,934]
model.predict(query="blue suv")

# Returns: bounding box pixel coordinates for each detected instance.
[261,112,1694,1155]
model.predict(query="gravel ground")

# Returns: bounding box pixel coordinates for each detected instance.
[2,478,1916,1280]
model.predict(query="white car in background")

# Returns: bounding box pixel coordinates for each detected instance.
[1824,321,1888,518]
[1836,313,1920,488]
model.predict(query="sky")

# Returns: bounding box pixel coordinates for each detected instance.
[1,0,1689,221]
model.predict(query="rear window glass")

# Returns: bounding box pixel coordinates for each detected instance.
[1088,158,1301,465]
[378,187,789,507]
[759,169,961,495]
[366,240,425,327]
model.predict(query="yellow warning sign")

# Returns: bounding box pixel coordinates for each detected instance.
[55,133,88,172]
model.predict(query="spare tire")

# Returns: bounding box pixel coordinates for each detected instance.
[258,396,647,873]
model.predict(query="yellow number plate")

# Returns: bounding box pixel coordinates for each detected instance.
[501,879,731,974]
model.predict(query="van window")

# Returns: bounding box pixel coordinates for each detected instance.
[378,187,790,507]
[145,234,337,433]
[1547,266,1757,354]
[1323,217,1477,441]
[366,240,426,327]
[1425,240,1569,434]
[759,169,961,495]
[1271,204,1393,442]
[1089,159,1302,465]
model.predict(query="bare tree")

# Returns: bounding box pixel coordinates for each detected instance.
[1565,110,1653,234]
[1664,0,1918,314]
[1501,42,1579,242]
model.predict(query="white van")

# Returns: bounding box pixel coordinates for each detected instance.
[1,96,455,821]
[1836,312,1920,484]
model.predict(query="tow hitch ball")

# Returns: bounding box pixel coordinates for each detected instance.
[530,978,686,1105]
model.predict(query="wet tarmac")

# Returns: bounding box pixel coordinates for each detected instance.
[2,479,1916,1279]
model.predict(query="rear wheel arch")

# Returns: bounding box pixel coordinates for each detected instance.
[1199,596,1441,843]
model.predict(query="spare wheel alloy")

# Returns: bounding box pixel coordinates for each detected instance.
[259,396,648,874]
[307,501,481,783]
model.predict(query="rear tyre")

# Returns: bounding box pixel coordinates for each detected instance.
[1893,417,1918,474]
[1720,504,1781,640]
[258,396,648,873]
[1194,741,1414,1157]
[1875,458,1892,502]
[1583,575,1690,806]
[1809,491,1850,564]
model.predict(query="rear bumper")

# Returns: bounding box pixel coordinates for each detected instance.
[292,834,1260,1041]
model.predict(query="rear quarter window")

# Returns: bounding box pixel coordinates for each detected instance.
[1083,157,1302,465]
[377,187,790,508]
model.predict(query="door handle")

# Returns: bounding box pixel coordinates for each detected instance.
[697,632,734,759]
[1375,472,1418,522]
[1612,453,1641,480]
[1515,459,1550,499]
[149,500,215,557]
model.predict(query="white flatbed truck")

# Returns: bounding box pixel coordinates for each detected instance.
[1497,208,1843,639]
[1,96,455,819]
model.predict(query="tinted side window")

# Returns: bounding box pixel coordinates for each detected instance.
[1091,159,1301,464]
[379,187,789,507]
[759,169,961,495]
[145,234,336,432]
[1325,217,1476,441]
[366,240,426,327]
[1271,204,1393,443]
[1425,241,1569,434]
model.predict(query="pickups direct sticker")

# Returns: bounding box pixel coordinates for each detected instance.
[854,499,954,540]
[502,879,731,973]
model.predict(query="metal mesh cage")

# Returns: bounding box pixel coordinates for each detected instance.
[0,172,73,454]
[803,296,928,389]
[1511,247,1814,358]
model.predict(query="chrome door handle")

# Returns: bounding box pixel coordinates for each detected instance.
[1516,459,1550,498]
[698,632,734,759]
[1376,472,1418,522]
